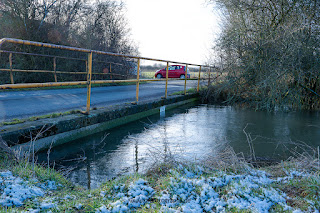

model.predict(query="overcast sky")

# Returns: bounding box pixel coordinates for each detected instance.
[123,0,220,65]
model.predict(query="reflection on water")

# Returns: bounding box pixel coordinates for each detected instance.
[37,105,320,188]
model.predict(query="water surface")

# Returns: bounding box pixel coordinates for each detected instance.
[37,105,320,188]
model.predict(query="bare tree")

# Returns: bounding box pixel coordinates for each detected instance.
[209,0,320,111]
[0,0,138,83]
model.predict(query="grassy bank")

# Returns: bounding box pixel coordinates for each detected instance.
[0,110,82,127]
[0,148,319,212]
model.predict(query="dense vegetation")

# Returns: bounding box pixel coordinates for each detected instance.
[0,0,138,84]
[208,0,320,111]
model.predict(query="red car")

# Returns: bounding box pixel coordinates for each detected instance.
[155,65,190,79]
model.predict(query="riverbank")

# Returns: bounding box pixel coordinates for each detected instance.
[0,151,319,212]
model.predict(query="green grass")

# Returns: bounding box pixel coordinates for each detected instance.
[0,118,22,126]
[0,155,70,187]
[140,71,155,79]
[170,87,198,96]
[271,174,320,211]
[0,110,81,126]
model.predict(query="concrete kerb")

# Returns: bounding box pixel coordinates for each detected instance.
[5,94,199,154]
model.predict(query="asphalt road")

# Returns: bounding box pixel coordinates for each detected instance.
[0,80,201,122]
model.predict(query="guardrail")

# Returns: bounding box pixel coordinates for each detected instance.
[0,38,215,115]
[0,49,127,82]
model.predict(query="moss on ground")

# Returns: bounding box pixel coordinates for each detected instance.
[0,110,81,126]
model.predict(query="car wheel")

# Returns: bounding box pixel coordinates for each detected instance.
[180,74,185,79]
[157,74,162,79]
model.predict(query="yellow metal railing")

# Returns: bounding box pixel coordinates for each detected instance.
[0,38,215,114]
[0,50,126,82]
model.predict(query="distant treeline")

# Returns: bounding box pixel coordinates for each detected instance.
[209,0,320,111]
[0,0,138,84]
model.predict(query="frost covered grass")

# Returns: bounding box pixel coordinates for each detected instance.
[0,155,69,187]
[0,155,320,213]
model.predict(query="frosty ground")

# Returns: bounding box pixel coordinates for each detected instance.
[0,158,319,212]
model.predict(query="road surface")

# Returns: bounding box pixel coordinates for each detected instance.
[0,80,201,122]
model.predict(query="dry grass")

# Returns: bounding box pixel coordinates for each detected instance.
[140,71,155,79]
[201,146,252,173]
[0,137,16,162]
[264,153,320,177]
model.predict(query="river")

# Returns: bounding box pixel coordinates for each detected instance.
[37,104,320,188]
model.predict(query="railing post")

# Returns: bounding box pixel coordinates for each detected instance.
[135,58,140,103]
[208,67,211,87]
[85,52,93,114]
[197,65,201,92]
[184,64,188,95]
[110,63,112,80]
[53,57,57,82]
[9,53,14,84]
[85,60,88,80]
[165,62,169,98]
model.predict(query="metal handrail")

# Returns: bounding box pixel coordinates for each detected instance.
[0,50,86,61]
[0,68,126,76]
[0,38,212,67]
[0,50,127,66]
[0,49,128,81]
[0,38,215,114]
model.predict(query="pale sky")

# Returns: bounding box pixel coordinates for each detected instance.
[123,0,220,65]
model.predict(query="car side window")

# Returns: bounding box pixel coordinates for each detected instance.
[168,66,175,71]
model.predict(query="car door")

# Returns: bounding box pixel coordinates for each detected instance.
[167,66,175,78]
[173,65,183,78]
[171,65,182,78]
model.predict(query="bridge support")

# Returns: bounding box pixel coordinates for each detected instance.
[208,67,211,86]
[135,58,140,103]
[53,57,57,82]
[85,52,93,114]
[197,65,201,92]
[184,64,188,95]
[165,62,169,98]
[9,53,14,84]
